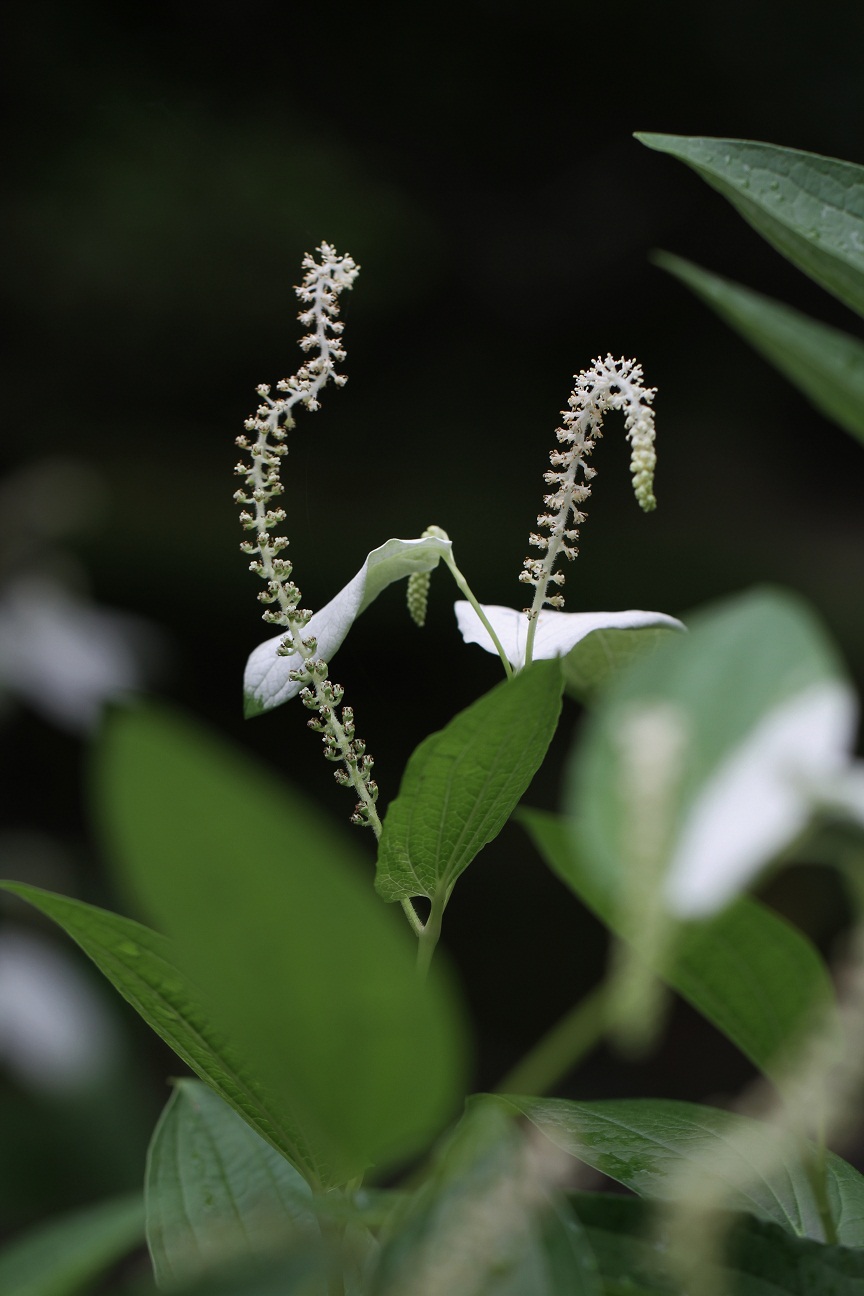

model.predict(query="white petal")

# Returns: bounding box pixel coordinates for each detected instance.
[244,535,453,715]
[665,680,858,917]
[454,601,684,670]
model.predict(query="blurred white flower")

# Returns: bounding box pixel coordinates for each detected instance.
[0,926,120,1094]
[664,680,858,918]
[0,575,160,732]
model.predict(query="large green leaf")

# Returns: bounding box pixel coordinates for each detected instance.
[375,659,563,903]
[569,586,855,918]
[0,882,328,1186]
[0,1193,144,1296]
[93,704,467,1187]
[655,252,864,446]
[146,1080,316,1289]
[368,1099,602,1296]
[637,134,864,319]
[502,1097,864,1246]
[571,1192,864,1296]
[520,810,835,1084]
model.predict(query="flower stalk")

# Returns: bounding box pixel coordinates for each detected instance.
[233,244,381,832]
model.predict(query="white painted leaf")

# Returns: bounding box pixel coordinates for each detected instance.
[665,680,858,917]
[244,535,452,716]
[454,601,684,670]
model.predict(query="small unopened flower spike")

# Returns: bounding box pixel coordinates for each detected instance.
[407,571,431,627]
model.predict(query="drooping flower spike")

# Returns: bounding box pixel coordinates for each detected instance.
[520,356,657,665]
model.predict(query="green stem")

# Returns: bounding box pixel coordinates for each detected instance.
[804,1122,839,1245]
[442,551,513,679]
[401,897,424,938]
[417,890,446,979]
[494,981,609,1096]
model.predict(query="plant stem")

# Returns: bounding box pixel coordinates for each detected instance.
[804,1122,839,1245]
[442,551,513,678]
[416,890,446,979]
[493,981,609,1096]
[401,898,424,938]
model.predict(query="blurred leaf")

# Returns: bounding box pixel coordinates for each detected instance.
[637,134,864,319]
[244,534,453,717]
[368,1099,602,1295]
[571,1192,864,1295]
[94,704,467,1186]
[520,810,835,1084]
[569,586,855,918]
[145,1080,316,1289]
[561,623,684,701]
[0,882,326,1186]
[0,1193,143,1296]
[375,660,563,903]
[655,252,864,446]
[501,1098,864,1245]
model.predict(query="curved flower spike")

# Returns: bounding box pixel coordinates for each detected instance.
[455,600,684,675]
[245,535,453,716]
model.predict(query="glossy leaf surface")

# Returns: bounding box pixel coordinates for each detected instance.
[376,659,563,902]
[638,134,864,319]
[503,1097,864,1245]
[656,252,864,446]
[146,1080,316,1289]
[0,881,325,1185]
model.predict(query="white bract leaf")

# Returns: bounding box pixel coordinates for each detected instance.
[665,680,858,918]
[244,535,453,715]
[454,601,685,670]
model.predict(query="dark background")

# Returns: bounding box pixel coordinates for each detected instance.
[2,0,864,1239]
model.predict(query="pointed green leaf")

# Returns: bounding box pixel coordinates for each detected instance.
[375,660,564,903]
[637,134,864,319]
[521,809,835,1085]
[146,1080,316,1289]
[0,881,327,1186]
[656,252,864,446]
[93,704,467,1186]
[0,1193,143,1296]
[245,534,452,716]
[501,1097,864,1246]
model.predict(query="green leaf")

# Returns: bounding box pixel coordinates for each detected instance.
[569,586,855,918]
[520,809,835,1084]
[561,623,683,702]
[368,1099,602,1296]
[571,1192,864,1296]
[93,703,467,1186]
[146,1080,316,1289]
[637,134,864,319]
[0,881,326,1187]
[375,659,564,903]
[501,1097,864,1246]
[0,1193,144,1296]
[655,252,864,447]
